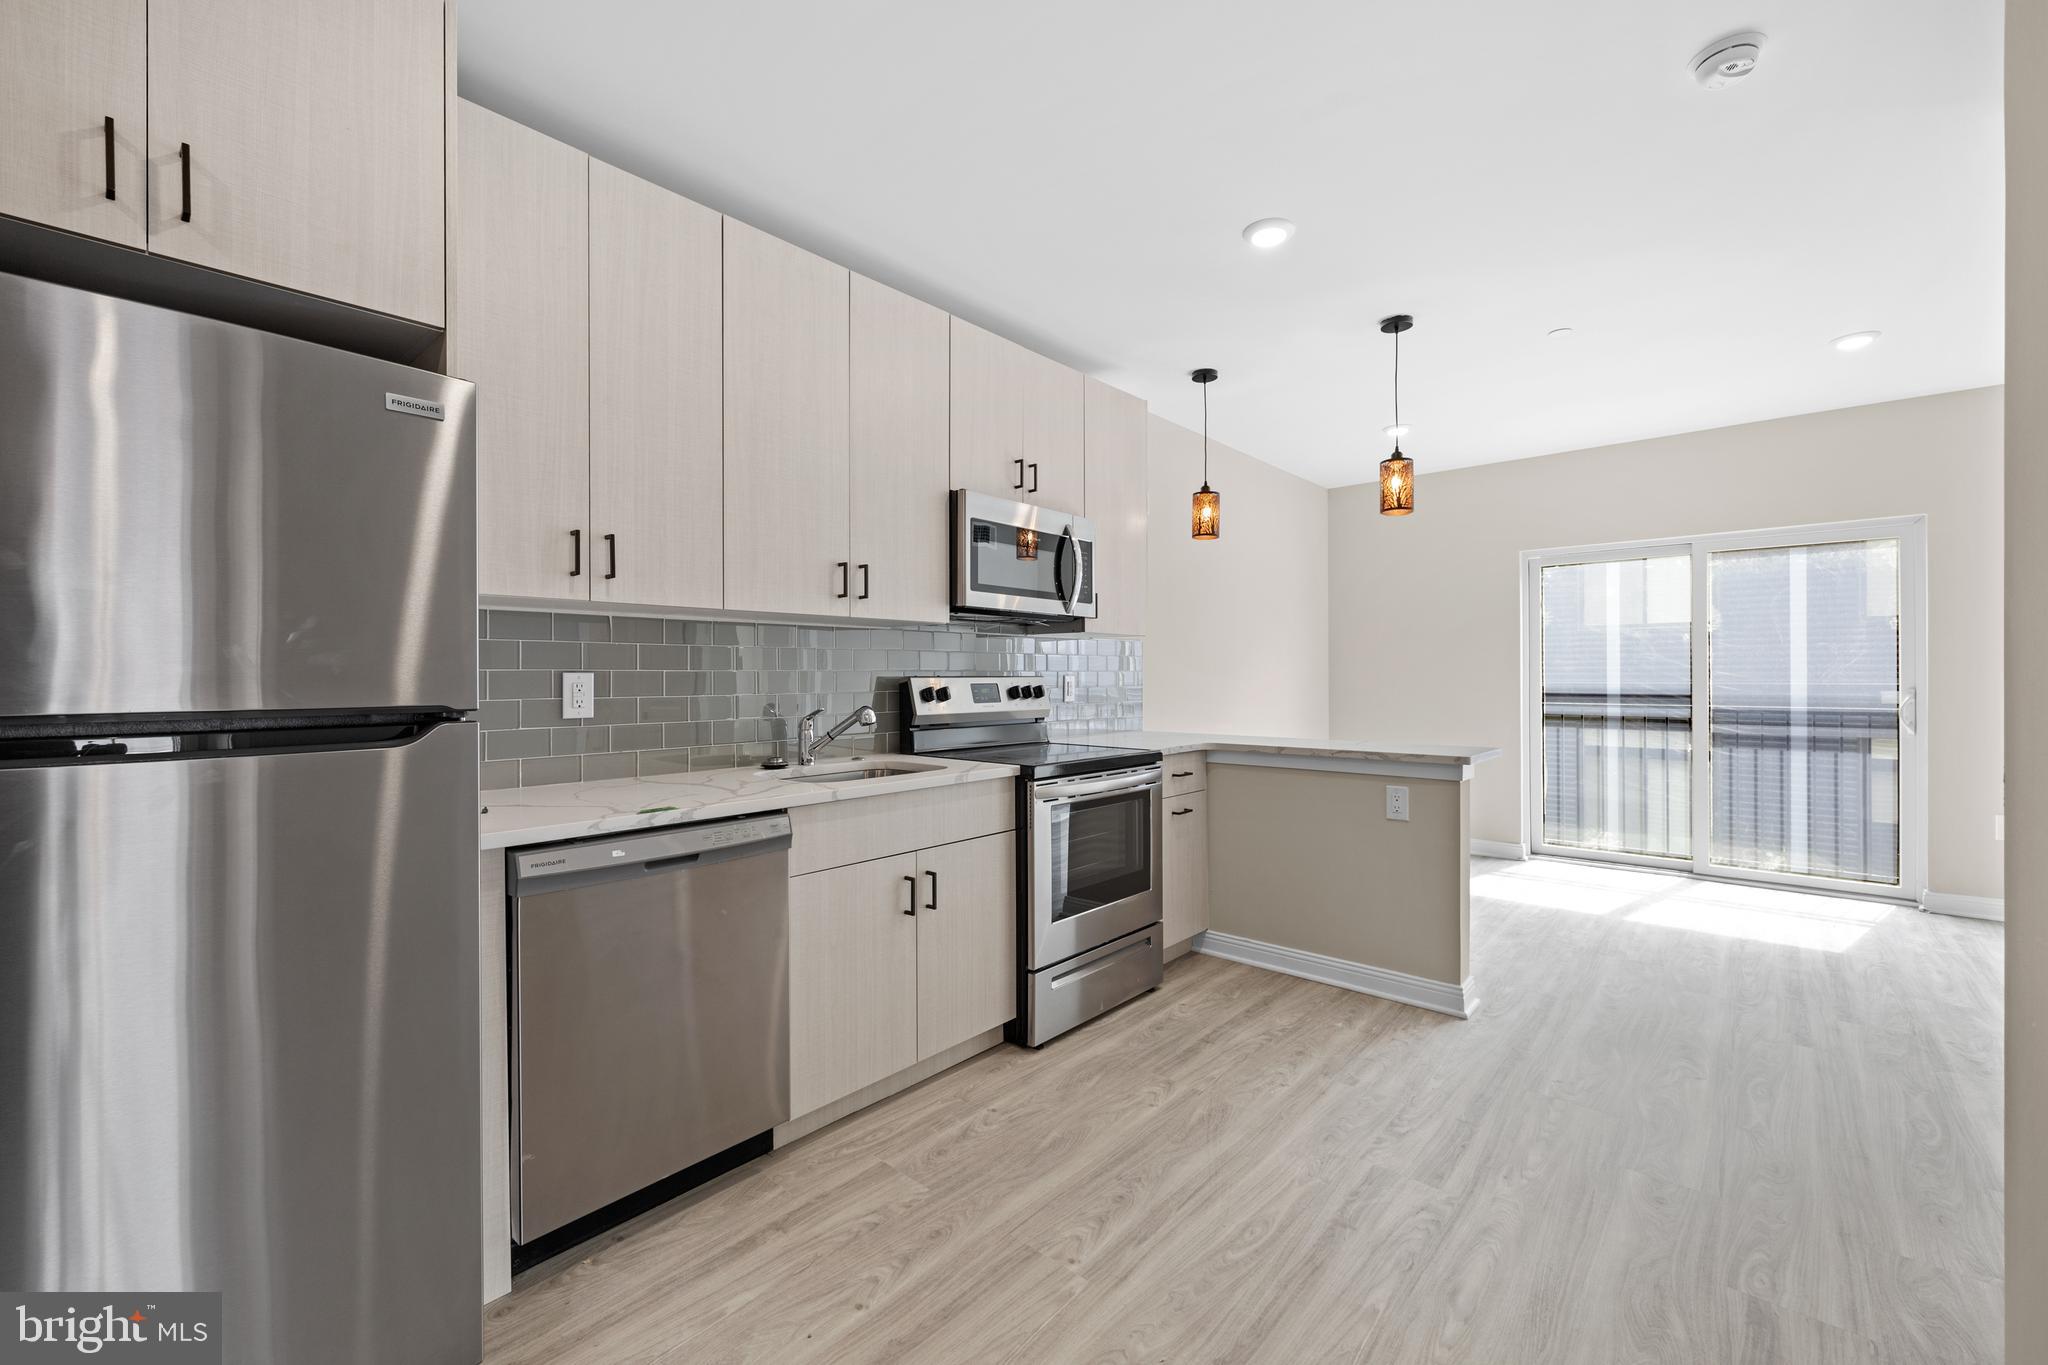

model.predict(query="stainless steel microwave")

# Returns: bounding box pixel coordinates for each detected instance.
[950,490,1099,623]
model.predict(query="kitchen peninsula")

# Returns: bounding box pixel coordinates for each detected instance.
[1090,730,1501,1020]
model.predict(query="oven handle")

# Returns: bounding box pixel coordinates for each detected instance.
[1034,772,1161,803]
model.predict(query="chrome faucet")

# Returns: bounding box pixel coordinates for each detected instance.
[796,704,877,765]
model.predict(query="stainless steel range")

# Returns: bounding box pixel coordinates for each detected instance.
[902,675,1163,1045]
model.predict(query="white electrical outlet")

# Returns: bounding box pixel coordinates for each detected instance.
[1061,673,1077,703]
[1385,785,1409,821]
[562,671,595,719]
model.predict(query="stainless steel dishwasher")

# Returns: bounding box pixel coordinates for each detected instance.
[507,812,792,1247]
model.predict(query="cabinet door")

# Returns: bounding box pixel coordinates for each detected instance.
[145,0,446,323]
[723,217,851,616]
[1022,350,1085,516]
[590,160,722,609]
[1164,791,1210,947]
[452,102,590,601]
[1083,377,1148,637]
[915,833,1017,1059]
[0,0,145,248]
[789,853,920,1116]
[949,317,1028,502]
[850,274,950,623]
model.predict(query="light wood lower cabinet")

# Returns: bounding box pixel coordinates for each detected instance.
[915,832,1016,1059]
[0,0,146,249]
[1164,788,1210,947]
[789,831,1017,1117]
[789,852,921,1118]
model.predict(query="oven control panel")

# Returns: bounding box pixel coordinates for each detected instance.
[903,674,1052,723]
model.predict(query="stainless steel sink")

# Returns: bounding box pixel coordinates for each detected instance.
[781,762,944,784]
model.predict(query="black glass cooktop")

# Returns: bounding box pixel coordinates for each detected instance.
[954,742,1162,779]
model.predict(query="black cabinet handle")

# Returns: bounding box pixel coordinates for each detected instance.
[603,533,617,580]
[1028,462,1039,494]
[903,874,917,916]
[1171,770,1195,779]
[178,142,191,222]
[1171,807,1194,816]
[925,868,938,909]
[858,564,870,600]
[569,529,582,577]
[103,117,115,201]
[1012,457,1025,489]
[836,562,850,599]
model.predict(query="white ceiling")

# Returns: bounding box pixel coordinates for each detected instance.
[458,0,2004,487]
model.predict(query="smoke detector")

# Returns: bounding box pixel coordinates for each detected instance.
[1691,31,1765,90]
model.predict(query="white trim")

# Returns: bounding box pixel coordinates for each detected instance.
[1204,749,1472,782]
[1922,891,2005,922]
[1470,839,1528,860]
[1197,931,1476,1018]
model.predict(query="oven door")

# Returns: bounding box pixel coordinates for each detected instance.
[1028,765,1161,969]
[953,490,1098,620]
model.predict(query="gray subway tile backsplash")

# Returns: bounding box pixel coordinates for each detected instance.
[474,612,1143,788]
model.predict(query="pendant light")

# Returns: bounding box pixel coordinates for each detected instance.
[1191,367,1220,540]
[1379,314,1416,516]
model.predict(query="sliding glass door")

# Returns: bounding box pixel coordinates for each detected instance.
[1526,519,1924,897]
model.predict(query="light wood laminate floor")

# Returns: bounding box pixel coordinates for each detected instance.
[484,857,2004,1364]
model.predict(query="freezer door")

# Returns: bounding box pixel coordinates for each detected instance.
[0,272,476,717]
[0,721,481,1365]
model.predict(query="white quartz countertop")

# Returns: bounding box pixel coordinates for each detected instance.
[1085,730,1503,768]
[479,752,1017,850]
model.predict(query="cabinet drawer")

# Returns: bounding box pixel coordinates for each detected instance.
[789,779,1013,876]
[1164,755,1208,796]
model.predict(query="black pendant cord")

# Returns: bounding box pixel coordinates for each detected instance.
[1202,381,1210,482]
[1393,326,1401,439]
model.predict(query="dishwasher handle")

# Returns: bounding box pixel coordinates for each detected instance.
[511,812,792,896]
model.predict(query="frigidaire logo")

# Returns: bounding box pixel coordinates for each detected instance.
[383,391,445,421]
[4,1292,220,1361]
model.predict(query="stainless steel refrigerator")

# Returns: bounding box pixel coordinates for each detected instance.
[0,273,482,1365]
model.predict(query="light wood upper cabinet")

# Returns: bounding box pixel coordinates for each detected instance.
[722,218,851,617]
[590,160,723,610]
[949,317,1085,515]
[915,832,1017,1060]
[1022,350,1085,516]
[0,0,146,249]
[789,852,920,1117]
[850,274,951,624]
[1083,377,1148,637]
[1164,788,1211,947]
[145,0,446,324]
[452,101,590,601]
[950,317,1028,501]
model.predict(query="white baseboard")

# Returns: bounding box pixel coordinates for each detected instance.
[1470,839,1528,861]
[1923,891,2005,922]
[1198,931,1476,1019]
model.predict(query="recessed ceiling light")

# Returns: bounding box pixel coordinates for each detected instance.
[1832,330,1882,352]
[1547,326,1575,339]
[1241,218,1295,250]
[1384,423,1411,439]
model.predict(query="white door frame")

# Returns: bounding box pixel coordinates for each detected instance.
[1519,515,1928,903]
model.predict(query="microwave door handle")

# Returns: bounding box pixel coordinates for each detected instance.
[1053,526,1076,614]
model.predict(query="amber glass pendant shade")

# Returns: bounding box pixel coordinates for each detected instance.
[1015,527,1039,560]
[1192,483,1221,540]
[1379,449,1414,516]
